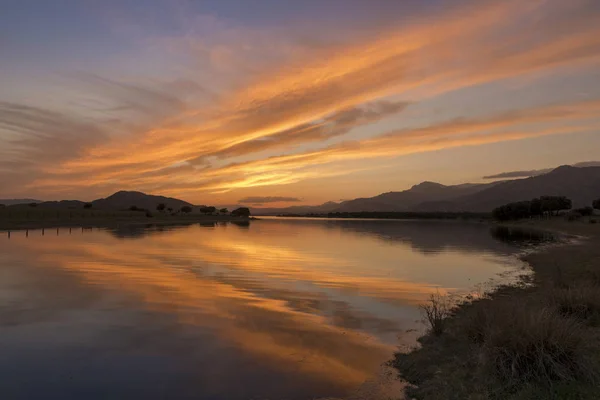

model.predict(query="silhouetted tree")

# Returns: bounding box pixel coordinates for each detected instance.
[575,207,594,217]
[219,208,228,214]
[540,196,571,216]
[181,205,192,214]
[594,199,600,211]
[200,206,217,215]
[83,203,92,209]
[231,207,251,217]
[530,197,542,217]
[167,207,173,213]
[492,196,573,221]
[156,203,166,212]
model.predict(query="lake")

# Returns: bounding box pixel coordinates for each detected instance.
[0,219,546,399]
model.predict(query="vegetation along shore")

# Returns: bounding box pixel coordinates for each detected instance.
[392,212,600,399]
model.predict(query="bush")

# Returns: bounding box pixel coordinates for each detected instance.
[575,207,594,217]
[231,207,251,217]
[420,293,451,336]
[550,283,600,324]
[145,211,153,218]
[481,307,596,388]
[83,203,92,209]
[180,206,192,213]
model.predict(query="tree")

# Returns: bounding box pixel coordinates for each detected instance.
[181,205,192,214]
[593,199,600,211]
[167,207,173,213]
[231,207,251,217]
[575,207,594,217]
[541,196,572,216]
[156,203,166,212]
[200,206,217,215]
[492,196,573,221]
[83,203,92,209]
[219,208,228,214]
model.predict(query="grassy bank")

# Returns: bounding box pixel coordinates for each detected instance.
[392,218,600,400]
[0,208,251,230]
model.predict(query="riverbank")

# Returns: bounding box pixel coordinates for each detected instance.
[392,218,600,399]
[0,210,253,231]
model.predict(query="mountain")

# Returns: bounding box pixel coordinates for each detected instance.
[253,165,600,215]
[334,181,500,212]
[420,165,600,212]
[250,201,340,215]
[0,199,42,206]
[91,191,193,211]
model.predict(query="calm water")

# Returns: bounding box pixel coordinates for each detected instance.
[0,219,547,399]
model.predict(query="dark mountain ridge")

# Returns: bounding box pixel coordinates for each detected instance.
[253,165,600,214]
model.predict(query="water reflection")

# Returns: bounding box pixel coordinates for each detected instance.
[490,226,556,247]
[0,219,537,399]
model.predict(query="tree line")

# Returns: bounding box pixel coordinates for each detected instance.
[493,196,600,221]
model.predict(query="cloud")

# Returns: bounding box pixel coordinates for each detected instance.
[238,196,302,204]
[2,0,600,201]
[483,161,600,179]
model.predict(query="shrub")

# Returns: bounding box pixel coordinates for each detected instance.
[575,207,594,217]
[481,307,596,388]
[83,203,92,209]
[199,206,216,214]
[550,283,600,324]
[231,207,251,217]
[156,203,166,212]
[180,205,192,213]
[145,211,153,218]
[130,205,141,211]
[420,293,451,336]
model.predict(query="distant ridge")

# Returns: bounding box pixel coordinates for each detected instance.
[92,191,192,211]
[252,164,600,215]
[4,163,600,215]
[4,191,194,212]
[0,199,42,206]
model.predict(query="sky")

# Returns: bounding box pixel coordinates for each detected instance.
[1,0,600,206]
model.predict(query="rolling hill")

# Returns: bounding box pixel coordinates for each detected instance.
[252,165,600,214]
[91,191,193,211]
[0,199,42,206]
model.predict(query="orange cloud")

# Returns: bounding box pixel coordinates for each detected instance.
[1,0,600,200]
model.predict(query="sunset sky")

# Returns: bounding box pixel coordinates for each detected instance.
[1,0,600,206]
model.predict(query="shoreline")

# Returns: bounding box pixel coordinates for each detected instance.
[392,218,600,399]
[0,215,255,231]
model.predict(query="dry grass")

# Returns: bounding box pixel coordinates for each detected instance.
[550,283,600,325]
[480,307,596,388]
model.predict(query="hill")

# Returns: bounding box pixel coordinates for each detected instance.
[91,191,193,211]
[0,199,42,206]
[424,165,600,212]
[253,165,600,215]
[334,181,500,212]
